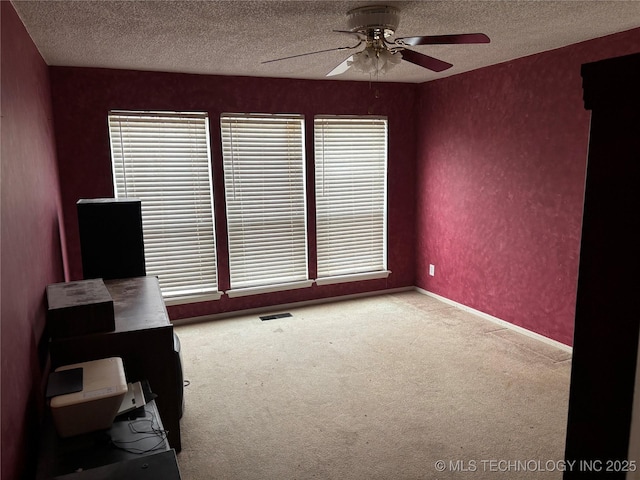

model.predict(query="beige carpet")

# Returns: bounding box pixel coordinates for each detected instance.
[174,290,571,479]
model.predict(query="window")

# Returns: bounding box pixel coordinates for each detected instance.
[108,111,219,302]
[314,116,389,284]
[220,113,311,296]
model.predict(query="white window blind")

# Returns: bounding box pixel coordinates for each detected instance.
[221,113,309,293]
[108,111,219,300]
[314,116,388,280]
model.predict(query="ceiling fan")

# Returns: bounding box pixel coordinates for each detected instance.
[262,5,490,77]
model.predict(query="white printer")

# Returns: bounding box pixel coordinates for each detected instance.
[50,357,128,438]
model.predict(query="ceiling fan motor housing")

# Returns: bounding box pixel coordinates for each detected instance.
[347,5,400,37]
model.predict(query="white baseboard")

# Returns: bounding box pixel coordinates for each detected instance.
[172,286,414,326]
[173,285,573,355]
[415,287,573,354]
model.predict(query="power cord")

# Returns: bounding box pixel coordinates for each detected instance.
[109,410,169,454]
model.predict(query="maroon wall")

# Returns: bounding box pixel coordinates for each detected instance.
[414,28,640,346]
[49,68,417,319]
[1,3,67,479]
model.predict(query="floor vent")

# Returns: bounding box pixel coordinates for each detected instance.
[260,313,292,321]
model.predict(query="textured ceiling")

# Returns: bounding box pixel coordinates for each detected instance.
[11,0,640,83]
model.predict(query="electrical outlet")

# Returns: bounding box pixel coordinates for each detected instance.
[429,264,435,276]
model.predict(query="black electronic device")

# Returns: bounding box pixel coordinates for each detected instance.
[77,198,146,280]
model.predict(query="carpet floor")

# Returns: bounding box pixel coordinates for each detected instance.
[173,290,571,479]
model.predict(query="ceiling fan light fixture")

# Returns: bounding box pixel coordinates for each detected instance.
[348,47,402,75]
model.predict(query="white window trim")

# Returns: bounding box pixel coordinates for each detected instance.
[226,280,314,298]
[314,270,391,286]
[165,291,223,306]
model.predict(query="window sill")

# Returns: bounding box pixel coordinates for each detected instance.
[164,291,223,306]
[226,280,314,298]
[315,270,391,286]
[163,271,390,303]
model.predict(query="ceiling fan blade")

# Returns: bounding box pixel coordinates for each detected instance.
[396,33,490,46]
[401,49,453,72]
[262,41,362,64]
[326,56,353,77]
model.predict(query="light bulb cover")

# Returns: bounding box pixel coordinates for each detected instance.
[348,48,402,75]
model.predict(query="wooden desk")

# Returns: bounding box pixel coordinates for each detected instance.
[49,276,181,451]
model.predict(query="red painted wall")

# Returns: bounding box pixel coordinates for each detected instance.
[49,68,417,319]
[414,28,640,346]
[1,3,67,479]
